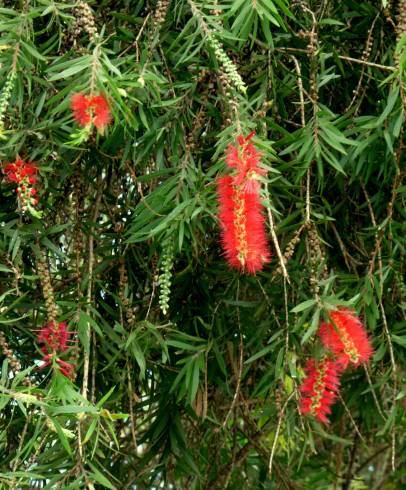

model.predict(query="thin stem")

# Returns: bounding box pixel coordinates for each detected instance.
[266,203,290,283]
[268,392,294,477]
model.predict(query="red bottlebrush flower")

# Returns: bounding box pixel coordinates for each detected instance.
[217,175,270,273]
[37,321,74,379]
[300,357,341,424]
[90,94,112,132]
[71,93,112,132]
[225,132,265,193]
[318,309,373,368]
[38,321,71,352]
[3,159,38,182]
[3,158,39,209]
[71,93,92,126]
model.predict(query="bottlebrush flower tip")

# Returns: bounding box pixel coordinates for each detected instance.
[225,133,263,189]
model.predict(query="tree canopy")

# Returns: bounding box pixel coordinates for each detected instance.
[0,0,405,488]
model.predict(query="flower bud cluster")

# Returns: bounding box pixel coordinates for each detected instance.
[37,255,58,324]
[152,0,170,29]
[207,37,246,94]
[73,1,97,43]
[0,71,16,132]
[159,242,174,315]
[0,331,30,386]
[119,258,138,326]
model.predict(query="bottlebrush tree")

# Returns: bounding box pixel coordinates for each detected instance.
[0,1,405,489]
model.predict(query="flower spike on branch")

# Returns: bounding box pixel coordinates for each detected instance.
[318,308,373,368]
[2,158,40,216]
[217,132,270,273]
[37,321,76,379]
[299,357,342,424]
[71,93,112,134]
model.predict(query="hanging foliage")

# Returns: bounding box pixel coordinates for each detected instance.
[0,0,405,488]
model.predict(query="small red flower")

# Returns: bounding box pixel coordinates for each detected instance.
[56,358,75,378]
[71,93,92,126]
[3,158,39,209]
[217,175,270,273]
[7,172,18,183]
[300,357,341,424]
[38,321,71,352]
[71,93,112,132]
[4,163,17,174]
[39,355,75,379]
[20,164,37,177]
[90,95,112,131]
[318,309,373,368]
[37,321,75,379]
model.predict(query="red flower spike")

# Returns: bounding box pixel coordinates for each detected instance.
[318,309,373,368]
[71,93,112,132]
[37,321,72,352]
[37,321,75,378]
[300,357,342,424]
[217,176,270,273]
[3,158,39,209]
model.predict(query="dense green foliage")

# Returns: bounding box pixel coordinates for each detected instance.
[0,0,405,488]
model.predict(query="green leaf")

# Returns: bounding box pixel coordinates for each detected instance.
[291,299,316,313]
[87,462,117,490]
